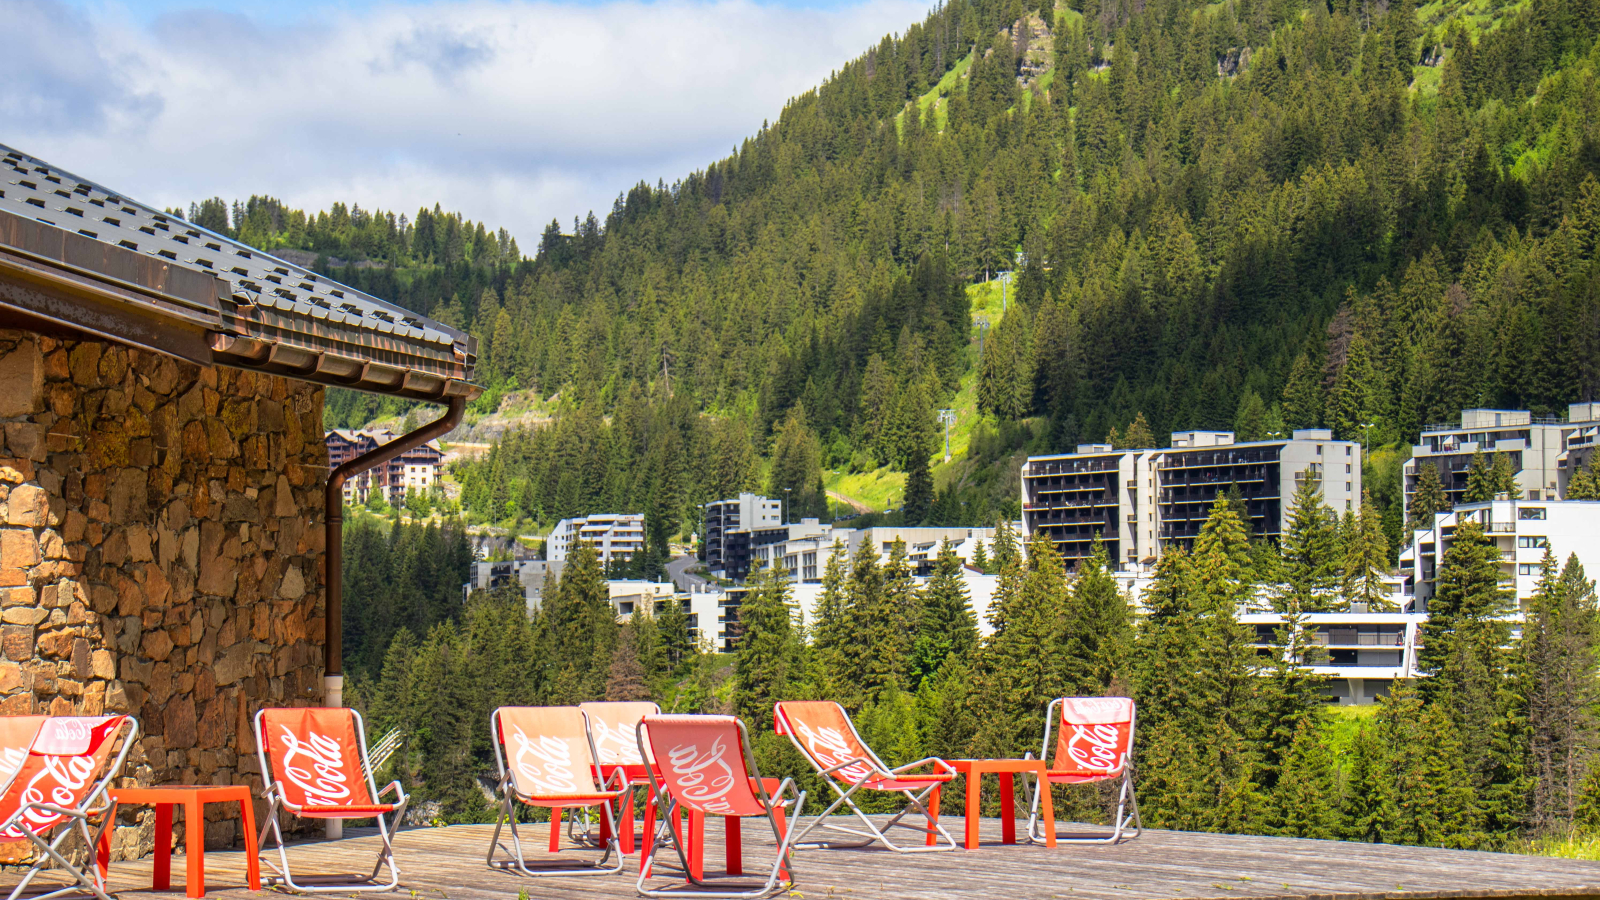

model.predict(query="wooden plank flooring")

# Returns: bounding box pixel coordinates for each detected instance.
[50,816,1600,900]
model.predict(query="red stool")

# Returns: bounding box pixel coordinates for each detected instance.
[103,785,261,898]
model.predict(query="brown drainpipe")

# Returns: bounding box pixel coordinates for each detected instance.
[323,396,466,704]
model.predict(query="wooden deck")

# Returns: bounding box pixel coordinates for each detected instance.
[68,816,1600,900]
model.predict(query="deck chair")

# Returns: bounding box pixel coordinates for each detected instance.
[255,707,409,893]
[773,701,957,852]
[635,715,804,899]
[0,715,136,900]
[1026,697,1141,844]
[574,701,659,852]
[487,706,625,877]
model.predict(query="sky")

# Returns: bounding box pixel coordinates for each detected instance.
[5,0,931,245]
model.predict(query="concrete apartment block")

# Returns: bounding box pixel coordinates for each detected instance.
[1023,429,1359,570]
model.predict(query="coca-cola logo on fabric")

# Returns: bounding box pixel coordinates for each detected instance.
[509,729,580,794]
[277,726,353,807]
[587,718,643,766]
[664,737,737,815]
[790,720,874,783]
[1065,723,1126,774]
[0,755,97,839]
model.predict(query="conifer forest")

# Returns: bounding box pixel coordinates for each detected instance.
[185,0,1600,855]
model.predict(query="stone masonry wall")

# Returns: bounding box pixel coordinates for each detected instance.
[0,329,327,858]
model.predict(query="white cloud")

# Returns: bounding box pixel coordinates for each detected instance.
[3,0,930,243]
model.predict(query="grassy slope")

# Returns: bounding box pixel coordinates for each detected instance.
[824,281,1011,512]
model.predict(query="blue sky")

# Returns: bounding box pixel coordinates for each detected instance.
[7,0,931,242]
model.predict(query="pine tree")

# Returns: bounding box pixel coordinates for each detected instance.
[1408,461,1450,529]
[1280,475,1340,611]
[734,560,804,732]
[1122,412,1156,449]
[904,460,934,525]
[1463,449,1496,502]
[606,621,652,701]
[1281,351,1324,430]
[1063,535,1132,693]
[657,592,694,675]
[971,533,1075,757]
[1269,719,1340,839]
[1342,490,1393,611]
[971,536,991,574]
[1490,452,1522,499]
[912,541,980,688]
[1234,389,1269,441]
[1522,552,1600,832]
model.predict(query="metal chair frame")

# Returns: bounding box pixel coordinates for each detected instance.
[254,708,409,893]
[1,717,137,900]
[634,716,805,900]
[486,707,625,877]
[1026,697,1142,845]
[776,703,957,853]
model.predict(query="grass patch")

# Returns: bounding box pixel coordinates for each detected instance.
[1514,833,1600,860]
[897,49,974,135]
[1321,704,1380,757]
[825,468,907,514]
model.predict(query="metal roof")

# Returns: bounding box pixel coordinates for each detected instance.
[0,143,479,402]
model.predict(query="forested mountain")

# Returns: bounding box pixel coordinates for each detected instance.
[190,0,1600,545]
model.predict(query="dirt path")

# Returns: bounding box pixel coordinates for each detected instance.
[827,489,872,514]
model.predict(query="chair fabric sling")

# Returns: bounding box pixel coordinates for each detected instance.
[486,706,625,877]
[635,715,804,900]
[773,700,957,852]
[0,715,136,900]
[1026,697,1142,844]
[255,707,409,893]
[574,701,658,851]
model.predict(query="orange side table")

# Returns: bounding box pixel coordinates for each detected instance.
[949,759,1056,850]
[104,785,261,898]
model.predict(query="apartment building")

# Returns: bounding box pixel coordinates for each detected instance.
[548,513,646,565]
[702,493,782,575]
[1400,498,1600,611]
[1022,429,1360,570]
[722,519,834,582]
[326,429,444,505]
[1242,611,1426,705]
[1402,406,1600,509]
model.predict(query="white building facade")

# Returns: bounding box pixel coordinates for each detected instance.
[1400,498,1600,611]
[548,513,647,565]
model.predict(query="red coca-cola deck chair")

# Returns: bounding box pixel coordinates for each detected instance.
[254,708,409,893]
[0,715,136,900]
[773,701,956,852]
[574,701,659,851]
[1026,697,1142,844]
[487,706,625,877]
[635,715,804,900]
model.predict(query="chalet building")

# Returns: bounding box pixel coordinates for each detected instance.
[0,144,477,857]
[1022,429,1360,570]
[325,428,443,505]
[1403,403,1600,507]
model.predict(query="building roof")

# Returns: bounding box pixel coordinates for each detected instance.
[0,144,479,402]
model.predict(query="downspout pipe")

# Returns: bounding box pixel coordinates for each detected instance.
[323,396,466,703]
[319,396,464,840]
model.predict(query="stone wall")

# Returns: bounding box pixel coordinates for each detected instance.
[0,329,327,857]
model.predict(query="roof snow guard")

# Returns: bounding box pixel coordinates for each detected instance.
[0,144,479,402]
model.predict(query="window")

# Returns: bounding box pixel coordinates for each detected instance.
[1346,446,1352,455]
[1518,536,1549,549]
[1519,507,1547,520]
[1346,464,1352,473]
[1346,499,1353,510]
[1519,564,1540,576]
[1346,482,1352,492]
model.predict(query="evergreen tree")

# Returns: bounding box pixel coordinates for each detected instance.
[912,541,980,688]
[1270,720,1340,839]
[1280,475,1340,611]
[734,561,804,732]
[1121,412,1156,449]
[1063,535,1132,693]
[1342,490,1393,611]
[1408,461,1450,530]
[606,621,652,701]
[1281,352,1324,430]
[971,533,1074,757]
[904,460,934,525]
[1522,552,1600,832]
[1463,450,1496,502]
